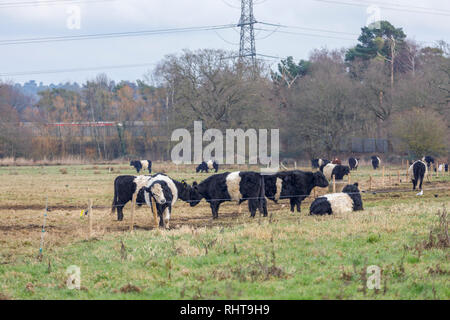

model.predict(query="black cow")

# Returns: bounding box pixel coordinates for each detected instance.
[348,157,359,170]
[130,160,152,173]
[371,156,380,170]
[408,160,428,195]
[192,171,267,219]
[196,160,219,173]
[264,170,329,212]
[311,158,330,169]
[111,175,151,221]
[422,156,435,169]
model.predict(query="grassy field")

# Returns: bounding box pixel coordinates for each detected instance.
[0,162,449,300]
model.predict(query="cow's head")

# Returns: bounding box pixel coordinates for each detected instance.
[313,171,329,188]
[178,180,203,206]
[189,181,204,207]
[144,181,167,204]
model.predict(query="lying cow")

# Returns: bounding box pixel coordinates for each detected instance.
[263,170,329,212]
[408,160,428,196]
[320,163,350,181]
[130,160,152,173]
[310,183,363,215]
[192,171,267,219]
[196,160,219,173]
[348,157,359,170]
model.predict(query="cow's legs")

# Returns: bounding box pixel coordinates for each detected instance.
[412,179,417,190]
[289,198,296,212]
[163,207,171,229]
[210,202,220,219]
[117,206,124,221]
[248,199,257,217]
[296,199,301,212]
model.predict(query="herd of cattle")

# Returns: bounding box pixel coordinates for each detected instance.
[111,155,448,228]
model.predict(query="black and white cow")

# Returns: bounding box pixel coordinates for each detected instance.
[111,174,201,223]
[311,158,330,169]
[130,160,152,173]
[422,156,435,169]
[263,170,329,212]
[348,157,359,170]
[111,175,151,221]
[371,156,380,170]
[196,160,219,173]
[320,163,350,181]
[408,160,428,195]
[192,171,267,219]
[310,183,363,215]
[143,173,203,228]
[437,163,449,172]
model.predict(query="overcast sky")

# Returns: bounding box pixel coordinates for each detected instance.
[0,0,449,85]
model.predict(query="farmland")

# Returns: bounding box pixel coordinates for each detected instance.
[0,162,449,300]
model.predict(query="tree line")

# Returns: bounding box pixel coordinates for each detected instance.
[0,21,449,161]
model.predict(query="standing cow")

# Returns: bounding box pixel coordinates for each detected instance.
[408,160,428,195]
[320,163,350,181]
[371,156,381,170]
[111,175,151,221]
[196,160,219,173]
[348,157,359,170]
[192,171,267,219]
[263,170,329,212]
[311,158,330,169]
[422,156,435,169]
[130,160,152,173]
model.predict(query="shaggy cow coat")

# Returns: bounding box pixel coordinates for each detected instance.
[264,170,329,212]
[196,160,219,173]
[408,160,428,193]
[348,157,359,170]
[310,183,363,215]
[130,160,152,173]
[320,163,350,181]
[111,175,151,221]
[192,171,267,219]
[371,156,380,170]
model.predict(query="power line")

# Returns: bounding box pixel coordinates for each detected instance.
[0,62,157,77]
[345,0,450,15]
[311,0,450,17]
[0,24,237,46]
[0,0,115,8]
[254,27,356,41]
[258,21,359,36]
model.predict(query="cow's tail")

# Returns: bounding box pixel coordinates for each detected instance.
[111,179,117,214]
[259,175,268,216]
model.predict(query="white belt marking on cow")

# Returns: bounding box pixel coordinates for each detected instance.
[226,171,242,202]
[275,177,282,201]
[324,193,353,214]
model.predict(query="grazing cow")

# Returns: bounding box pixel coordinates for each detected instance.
[371,156,381,170]
[348,157,359,170]
[192,171,267,219]
[196,160,219,173]
[111,175,151,221]
[310,183,363,215]
[422,156,435,169]
[130,160,152,173]
[320,163,350,181]
[143,173,203,228]
[312,158,331,169]
[332,158,342,165]
[408,160,428,195]
[264,170,329,212]
[438,163,449,172]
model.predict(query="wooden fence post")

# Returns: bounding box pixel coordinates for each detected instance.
[397,170,400,184]
[332,176,336,193]
[130,192,137,232]
[369,175,372,191]
[88,199,93,239]
[348,173,351,185]
[406,160,409,178]
[382,166,385,186]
